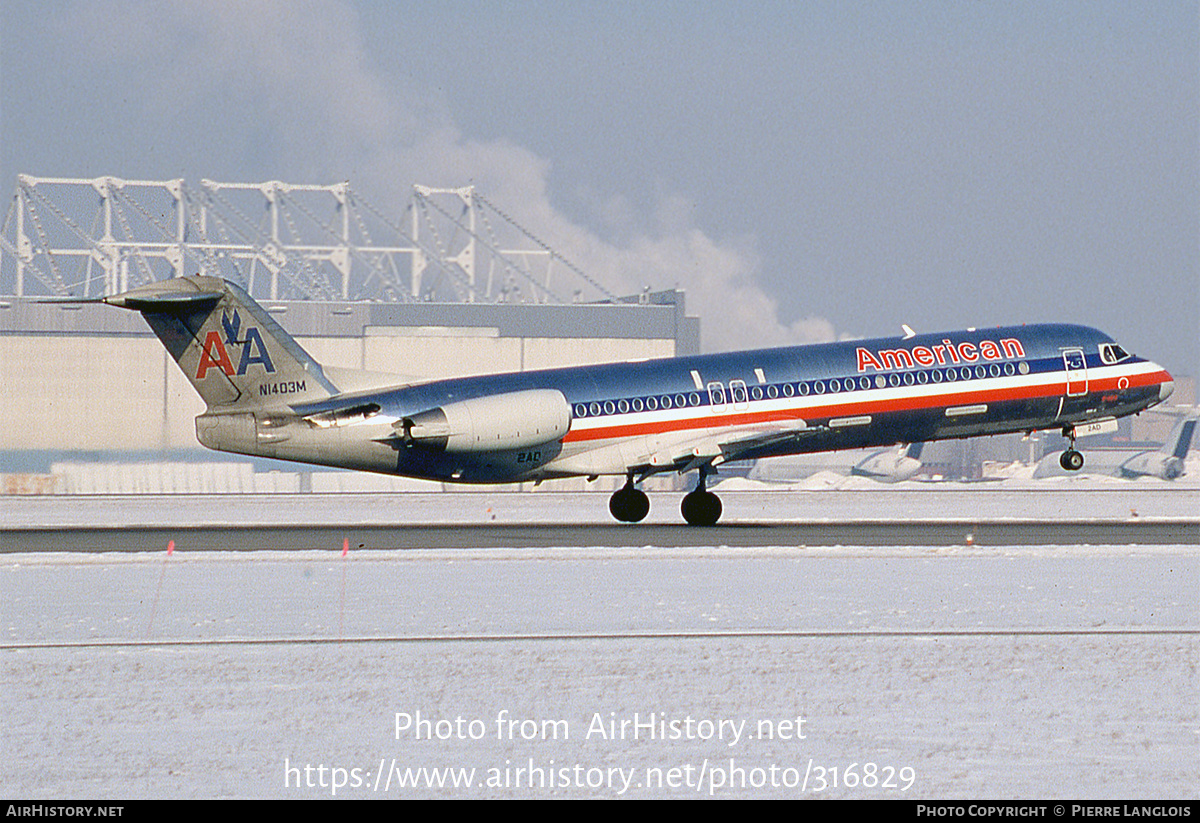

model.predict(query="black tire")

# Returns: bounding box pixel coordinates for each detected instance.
[1059,449,1084,472]
[681,490,722,526]
[609,486,650,522]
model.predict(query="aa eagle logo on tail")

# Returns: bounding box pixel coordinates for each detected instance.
[195,309,276,379]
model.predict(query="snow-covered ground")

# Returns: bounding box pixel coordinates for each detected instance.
[2,486,1197,799]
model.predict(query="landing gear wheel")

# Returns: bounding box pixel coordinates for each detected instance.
[1059,449,1084,472]
[1059,425,1084,472]
[609,482,650,523]
[681,489,722,526]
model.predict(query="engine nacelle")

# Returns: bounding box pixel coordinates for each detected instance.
[400,389,572,453]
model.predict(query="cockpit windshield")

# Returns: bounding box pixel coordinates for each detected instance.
[1099,343,1131,365]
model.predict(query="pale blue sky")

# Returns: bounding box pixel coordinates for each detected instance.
[2,1,1196,376]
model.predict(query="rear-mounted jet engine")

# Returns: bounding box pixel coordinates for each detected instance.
[399,388,572,453]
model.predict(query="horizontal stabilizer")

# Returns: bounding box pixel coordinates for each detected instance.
[102,279,225,312]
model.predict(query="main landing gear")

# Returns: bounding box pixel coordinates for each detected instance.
[609,473,650,523]
[607,466,725,526]
[680,466,722,527]
[1059,426,1085,472]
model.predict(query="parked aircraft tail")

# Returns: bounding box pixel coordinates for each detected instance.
[1114,414,1195,480]
[1123,413,1199,480]
[1169,417,1197,462]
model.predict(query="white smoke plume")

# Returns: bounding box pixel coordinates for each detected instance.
[64,0,841,352]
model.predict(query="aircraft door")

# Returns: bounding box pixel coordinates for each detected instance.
[1063,348,1087,397]
[707,381,727,413]
[729,379,749,410]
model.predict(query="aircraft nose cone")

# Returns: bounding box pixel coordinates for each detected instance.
[1159,372,1174,402]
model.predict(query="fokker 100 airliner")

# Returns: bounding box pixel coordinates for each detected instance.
[103,276,1175,525]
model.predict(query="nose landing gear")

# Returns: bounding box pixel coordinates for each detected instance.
[1059,426,1085,472]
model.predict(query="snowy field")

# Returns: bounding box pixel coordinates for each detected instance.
[2,484,1197,799]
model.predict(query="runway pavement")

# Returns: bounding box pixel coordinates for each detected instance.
[3,518,1199,552]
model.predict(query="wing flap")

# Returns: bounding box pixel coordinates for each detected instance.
[633,419,821,475]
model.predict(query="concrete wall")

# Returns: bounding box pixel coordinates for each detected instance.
[0,335,202,452]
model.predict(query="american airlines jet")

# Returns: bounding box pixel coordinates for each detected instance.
[103,276,1175,525]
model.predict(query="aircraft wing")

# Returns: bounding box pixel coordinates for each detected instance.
[632,419,823,476]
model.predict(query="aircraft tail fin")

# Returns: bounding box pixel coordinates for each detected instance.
[1168,417,1197,461]
[104,276,338,410]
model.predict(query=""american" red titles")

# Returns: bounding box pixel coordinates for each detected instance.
[855,338,1025,373]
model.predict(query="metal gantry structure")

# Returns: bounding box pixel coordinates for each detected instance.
[1,175,618,305]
